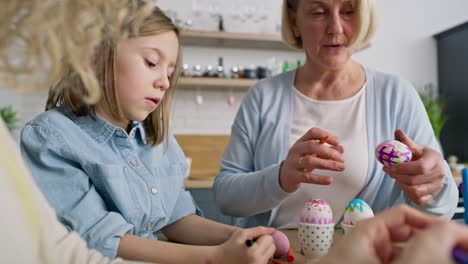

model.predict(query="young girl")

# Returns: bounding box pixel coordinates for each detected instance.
[20,6,276,264]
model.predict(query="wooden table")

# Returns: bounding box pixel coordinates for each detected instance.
[273,229,343,264]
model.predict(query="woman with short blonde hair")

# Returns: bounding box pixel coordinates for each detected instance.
[214,0,458,228]
[281,0,377,50]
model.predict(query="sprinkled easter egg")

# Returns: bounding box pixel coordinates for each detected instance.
[375,140,412,166]
[343,199,374,226]
[299,198,333,225]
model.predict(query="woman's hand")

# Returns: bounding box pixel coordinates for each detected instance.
[212,227,276,264]
[279,127,345,193]
[384,129,445,205]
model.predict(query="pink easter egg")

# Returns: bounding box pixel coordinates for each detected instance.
[299,198,333,225]
[272,230,290,258]
[375,140,412,166]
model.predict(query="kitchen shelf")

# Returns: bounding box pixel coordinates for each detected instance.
[180,30,295,51]
[178,77,256,89]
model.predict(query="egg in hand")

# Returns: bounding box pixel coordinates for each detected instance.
[375,140,412,166]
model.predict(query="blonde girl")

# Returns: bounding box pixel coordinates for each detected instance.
[20,5,276,264]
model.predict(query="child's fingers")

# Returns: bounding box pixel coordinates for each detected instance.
[241,227,276,241]
[254,234,275,252]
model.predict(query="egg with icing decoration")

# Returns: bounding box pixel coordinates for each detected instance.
[375,140,412,166]
[299,198,333,225]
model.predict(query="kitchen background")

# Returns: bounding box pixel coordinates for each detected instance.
[1,0,468,150]
[1,0,467,224]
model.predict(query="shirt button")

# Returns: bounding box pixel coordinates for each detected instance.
[151,187,158,194]
[145,224,153,231]
[130,160,140,166]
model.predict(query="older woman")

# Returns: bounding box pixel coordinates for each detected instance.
[213,0,458,228]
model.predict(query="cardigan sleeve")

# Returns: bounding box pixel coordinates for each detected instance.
[213,81,291,217]
[393,78,458,218]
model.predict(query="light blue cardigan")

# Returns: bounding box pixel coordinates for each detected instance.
[213,67,458,227]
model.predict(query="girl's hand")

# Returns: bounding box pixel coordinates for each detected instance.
[384,129,445,205]
[279,127,345,192]
[212,227,276,264]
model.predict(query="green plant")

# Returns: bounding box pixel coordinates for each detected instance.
[419,90,446,139]
[0,105,20,131]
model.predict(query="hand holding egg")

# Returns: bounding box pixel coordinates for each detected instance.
[375,140,412,166]
[380,129,446,206]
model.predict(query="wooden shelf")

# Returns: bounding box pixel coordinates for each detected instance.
[178,77,256,89]
[180,30,295,51]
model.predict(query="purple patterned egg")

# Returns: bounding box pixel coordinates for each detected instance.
[375,140,412,166]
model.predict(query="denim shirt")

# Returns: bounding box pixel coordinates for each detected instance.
[20,106,197,257]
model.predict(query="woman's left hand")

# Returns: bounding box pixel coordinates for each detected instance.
[383,129,445,205]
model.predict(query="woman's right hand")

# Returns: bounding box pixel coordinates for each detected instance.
[279,128,345,192]
[212,226,276,264]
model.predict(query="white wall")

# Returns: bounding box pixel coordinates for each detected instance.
[2,0,468,137]
[354,0,468,87]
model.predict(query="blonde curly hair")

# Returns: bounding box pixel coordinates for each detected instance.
[0,0,153,104]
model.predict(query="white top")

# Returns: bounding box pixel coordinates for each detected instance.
[0,120,145,264]
[273,84,369,228]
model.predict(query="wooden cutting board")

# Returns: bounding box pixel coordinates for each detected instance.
[175,135,230,180]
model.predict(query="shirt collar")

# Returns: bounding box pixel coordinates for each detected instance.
[62,107,147,144]
[130,121,148,145]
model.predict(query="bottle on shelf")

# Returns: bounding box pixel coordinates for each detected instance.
[216,57,225,78]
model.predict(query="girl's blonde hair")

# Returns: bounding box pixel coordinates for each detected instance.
[281,0,377,51]
[46,6,181,146]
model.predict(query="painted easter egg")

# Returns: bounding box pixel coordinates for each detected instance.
[375,140,412,166]
[299,198,333,225]
[343,199,374,226]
